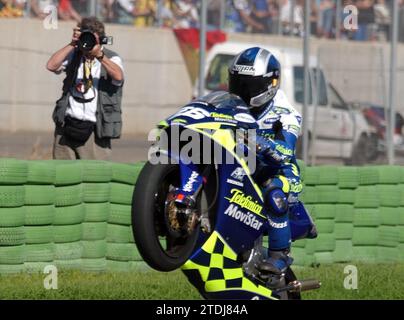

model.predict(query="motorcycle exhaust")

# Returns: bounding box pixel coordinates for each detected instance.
[273,279,321,294]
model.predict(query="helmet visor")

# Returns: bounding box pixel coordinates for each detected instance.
[228,73,273,106]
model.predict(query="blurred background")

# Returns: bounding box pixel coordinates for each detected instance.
[1,0,404,165]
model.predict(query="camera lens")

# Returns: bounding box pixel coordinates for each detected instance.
[78,31,96,52]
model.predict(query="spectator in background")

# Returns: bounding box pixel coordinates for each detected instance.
[354,0,376,41]
[250,0,271,33]
[30,0,57,19]
[207,0,221,30]
[158,0,175,27]
[46,17,124,160]
[0,0,25,17]
[374,0,390,41]
[317,0,335,38]
[267,0,281,34]
[224,0,265,33]
[58,0,81,22]
[113,0,135,24]
[172,0,199,28]
[280,0,303,36]
[133,0,156,27]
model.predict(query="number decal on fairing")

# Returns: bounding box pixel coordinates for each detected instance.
[174,107,210,120]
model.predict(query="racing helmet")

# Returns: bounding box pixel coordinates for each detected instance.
[228,47,281,109]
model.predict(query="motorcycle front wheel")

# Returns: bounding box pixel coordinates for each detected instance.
[131,159,201,272]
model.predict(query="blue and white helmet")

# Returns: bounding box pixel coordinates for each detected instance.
[228,47,281,109]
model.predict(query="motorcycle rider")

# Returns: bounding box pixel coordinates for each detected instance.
[228,47,316,277]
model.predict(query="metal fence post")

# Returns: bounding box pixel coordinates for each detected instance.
[387,1,399,165]
[198,0,208,98]
[302,0,310,164]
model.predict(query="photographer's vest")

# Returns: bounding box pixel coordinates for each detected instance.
[52,48,123,139]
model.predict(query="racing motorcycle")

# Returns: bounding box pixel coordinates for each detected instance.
[132,91,320,300]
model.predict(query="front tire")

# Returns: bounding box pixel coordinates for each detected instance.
[131,160,200,272]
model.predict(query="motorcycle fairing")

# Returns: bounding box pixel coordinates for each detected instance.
[182,231,277,300]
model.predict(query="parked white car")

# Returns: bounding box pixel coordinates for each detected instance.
[193,41,375,164]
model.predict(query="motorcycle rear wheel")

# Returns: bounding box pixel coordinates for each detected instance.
[131,160,201,272]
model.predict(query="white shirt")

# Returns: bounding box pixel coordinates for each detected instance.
[62,52,124,123]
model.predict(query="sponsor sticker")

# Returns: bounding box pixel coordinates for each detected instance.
[224,204,263,230]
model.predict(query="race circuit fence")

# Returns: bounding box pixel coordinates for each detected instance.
[0,158,403,274]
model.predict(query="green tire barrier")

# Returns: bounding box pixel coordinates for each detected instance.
[377,185,400,207]
[111,162,144,185]
[81,258,107,272]
[108,204,131,226]
[53,162,83,186]
[314,186,339,204]
[55,184,83,207]
[358,167,379,185]
[106,243,137,261]
[54,204,85,225]
[352,227,379,246]
[333,240,353,262]
[312,234,336,252]
[83,183,110,203]
[0,264,24,274]
[315,219,335,234]
[300,186,316,204]
[0,207,25,227]
[84,202,110,222]
[303,167,319,186]
[54,241,83,260]
[316,166,339,185]
[351,246,378,263]
[334,223,354,240]
[24,205,55,226]
[314,252,334,265]
[106,259,131,272]
[353,208,380,227]
[27,161,55,185]
[0,226,25,245]
[335,204,354,222]
[24,226,53,244]
[378,226,399,247]
[379,207,400,226]
[337,189,355,204]
[24,185,55,205]
[354,186,380,208]
[398,226,404,243]
[376,166,401,184]
[0,186,25,207]
[54,259,82,270]
[25,243,54,262]
[0,245,25,264]
[82,222,108,241]
[337,167,358,189]
[312,204,336,219]
[110,183,134,205]
[106,224,134,243]
[24,262,52,273]
[1,160,404,273]
[53,225,82,243]
[377,247,398,262]
[0,159,28,185]
[81,161,112,183]
[82,240,107,259]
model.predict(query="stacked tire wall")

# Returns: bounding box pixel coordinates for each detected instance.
[0,159,147,274]
[1,158,404,273]
[297,164,404,266]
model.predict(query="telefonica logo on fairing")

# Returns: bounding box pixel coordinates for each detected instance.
[224,204,263,231]
[225,189,263,215]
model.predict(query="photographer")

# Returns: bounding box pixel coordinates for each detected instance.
[47,16,124,160]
